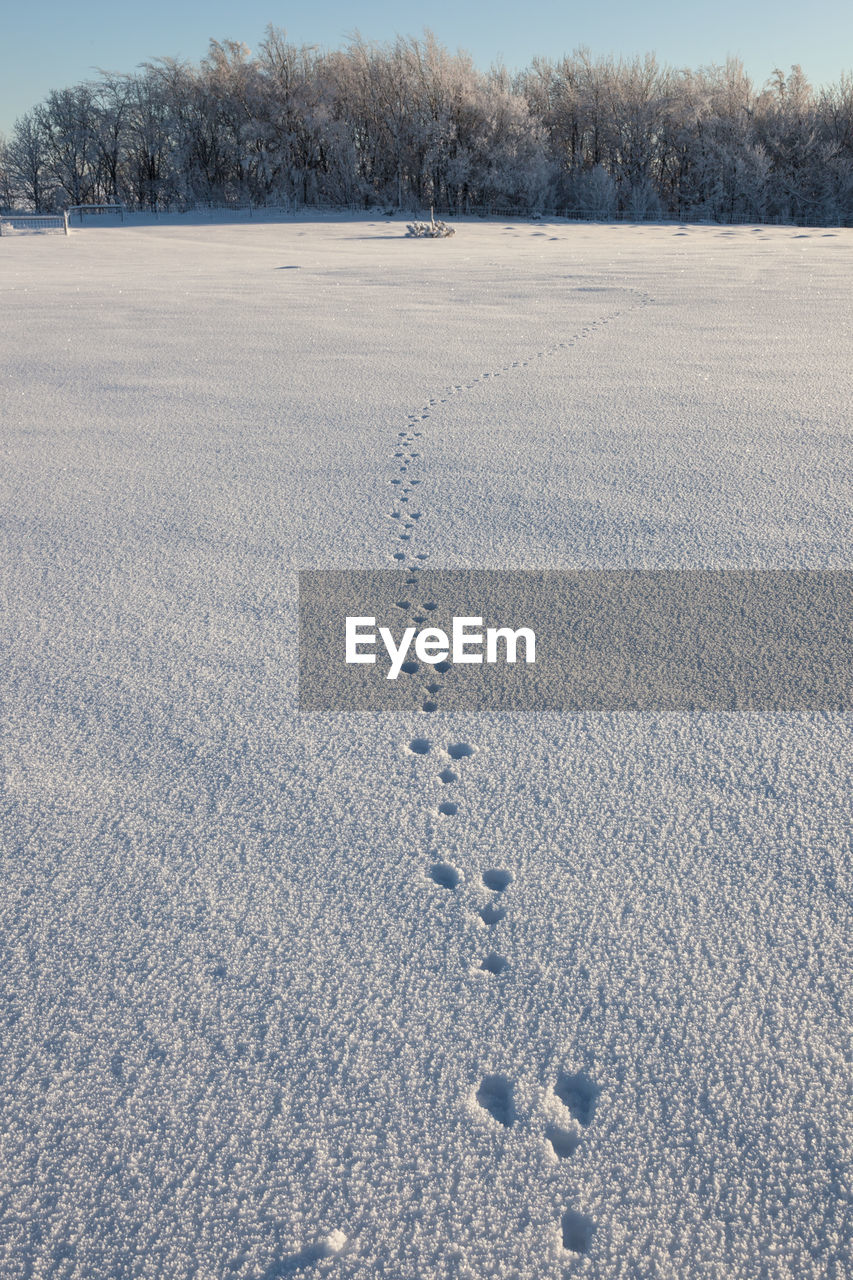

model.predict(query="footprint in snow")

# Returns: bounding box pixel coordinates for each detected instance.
[561,1209,595,1255]
[476,1075,515,1127]
[546,1124,580,1159]
[482,868,512,893]
[429,862,459,889]
[554,1070,600,1127]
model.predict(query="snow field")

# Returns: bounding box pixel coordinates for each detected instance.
[1,218,852,1278]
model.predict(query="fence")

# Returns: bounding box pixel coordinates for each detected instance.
[66,203,125,224]
[4,201,847,231]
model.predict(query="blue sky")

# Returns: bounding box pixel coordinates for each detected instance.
[2,0,852,138]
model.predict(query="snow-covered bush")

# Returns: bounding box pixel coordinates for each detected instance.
[406,215,455,237]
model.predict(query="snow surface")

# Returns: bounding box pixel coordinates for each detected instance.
[1,216,852,1279]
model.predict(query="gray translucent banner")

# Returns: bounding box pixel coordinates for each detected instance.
[298,570,853,712]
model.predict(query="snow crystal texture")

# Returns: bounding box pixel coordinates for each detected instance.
[1,216,852,1279]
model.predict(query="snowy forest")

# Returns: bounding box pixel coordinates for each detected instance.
[2,28,852,224]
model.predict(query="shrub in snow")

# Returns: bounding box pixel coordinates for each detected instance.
[406,209,455,238]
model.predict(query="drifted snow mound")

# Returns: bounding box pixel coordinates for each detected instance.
[406,217,455,237]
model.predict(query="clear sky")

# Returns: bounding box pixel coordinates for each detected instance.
[2,0,852,139]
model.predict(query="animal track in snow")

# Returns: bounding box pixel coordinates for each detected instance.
[476,1075,515,1127]
[555,1071,600,1128]
[546,1124,580,1160]
[561,1209,595,1255]
[378,281,651,1259]
[429,862,459,890]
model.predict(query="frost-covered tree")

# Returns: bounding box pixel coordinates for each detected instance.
[573,163,617,217]
[122,71,175,209]
[6,110,51,210]
[5,30,852,222]
[0,134,12,209]
[40,86,98,205]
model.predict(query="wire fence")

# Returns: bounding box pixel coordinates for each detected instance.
[2,200,849,230]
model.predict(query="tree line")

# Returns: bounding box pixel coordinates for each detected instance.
[1,28,851,224]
